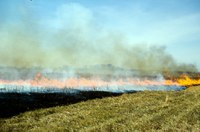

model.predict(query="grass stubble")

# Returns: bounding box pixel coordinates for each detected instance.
[0,86,200,131]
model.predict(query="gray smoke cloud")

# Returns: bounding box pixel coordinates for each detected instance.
[0,3,197,73]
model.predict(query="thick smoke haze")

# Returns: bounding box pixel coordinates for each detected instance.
[0,3,197,72]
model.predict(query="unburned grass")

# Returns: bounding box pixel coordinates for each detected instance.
[0,86,200,131]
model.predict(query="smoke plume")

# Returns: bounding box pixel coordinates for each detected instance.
[0,3,197,73]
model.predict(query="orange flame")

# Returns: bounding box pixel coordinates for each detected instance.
[177,75,200,86]
[0,73,199,89]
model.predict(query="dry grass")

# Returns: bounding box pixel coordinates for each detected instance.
[0,86,200,131]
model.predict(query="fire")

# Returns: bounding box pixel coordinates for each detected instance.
[163,75,200,87]
[0,73,199,89]
[177,75,200,86]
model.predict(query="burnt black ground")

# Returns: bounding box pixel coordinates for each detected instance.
[0,91,125,118]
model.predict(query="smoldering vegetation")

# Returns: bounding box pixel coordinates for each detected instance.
[0,3,198,74]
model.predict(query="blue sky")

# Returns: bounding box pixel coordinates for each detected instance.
[0,0,200,69]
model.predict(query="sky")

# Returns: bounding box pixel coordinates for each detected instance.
[0,0,200,70]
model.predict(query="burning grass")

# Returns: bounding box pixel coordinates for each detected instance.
[0,86,200,131]
[0,69,200,91]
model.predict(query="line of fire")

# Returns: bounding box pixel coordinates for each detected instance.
[0,65,199,93]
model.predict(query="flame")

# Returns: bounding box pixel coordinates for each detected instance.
[0,73,199,89]
[177,75,200,86]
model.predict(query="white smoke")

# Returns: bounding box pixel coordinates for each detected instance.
[0,2,197,72]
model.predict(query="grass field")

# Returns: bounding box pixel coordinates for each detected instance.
[0,86,200,131]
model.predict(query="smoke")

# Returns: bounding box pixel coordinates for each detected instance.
[0,2,197,73]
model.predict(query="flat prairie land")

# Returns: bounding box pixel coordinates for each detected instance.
[0,86,200,131]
